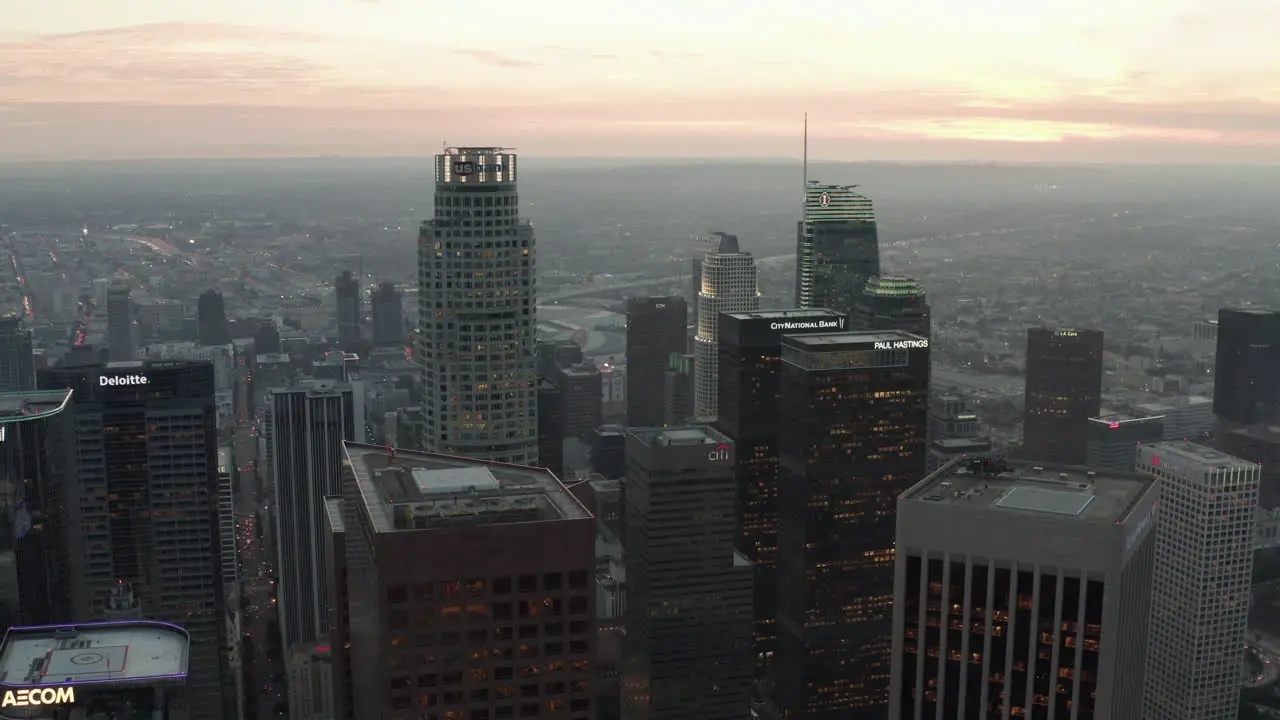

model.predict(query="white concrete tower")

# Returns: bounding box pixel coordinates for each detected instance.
[1137,441,1259,720]
[418,147,538,464]
[693,232,759,420]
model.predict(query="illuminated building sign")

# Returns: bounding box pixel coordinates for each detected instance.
[708,444,730,461]
[99,374,149,387]
[874,339,929,350]
[452,162,504,176]
[769,319,844,331]
[2,686,76,707]
[1055,330,1079,337]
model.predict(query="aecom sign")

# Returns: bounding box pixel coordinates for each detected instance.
[2,686,75,707]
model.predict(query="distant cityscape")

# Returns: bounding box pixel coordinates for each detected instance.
[1,148,1279,720]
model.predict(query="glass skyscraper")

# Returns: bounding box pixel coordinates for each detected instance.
[794,183,880,316]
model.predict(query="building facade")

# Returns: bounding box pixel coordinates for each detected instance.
[371,282,404,348]
[1137,442,1259,720]
[106,284,133,362]
[851,275,931,338]
[267,380,358,656]
[625,296,687,428]
[38,361,227,720]
[794,183,879,315]
[715,309,847,673]
[0,317,34,393]
[890,458,1159,719]
[196,289,230,347]
[0,390,76,628]
[622,427,753,720]
[1021,327,1104,465]
[1085,413,1164,473]
[418,147,538,465]
[693,232,759,420]
[1213,307,1280,426]
[776,331,930,718]
[338,442,596,720]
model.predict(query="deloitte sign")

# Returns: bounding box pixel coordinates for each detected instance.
[99,374,149,387]
[1,686,76,708]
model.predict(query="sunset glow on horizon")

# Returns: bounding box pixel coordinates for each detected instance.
[2,0,1279,162]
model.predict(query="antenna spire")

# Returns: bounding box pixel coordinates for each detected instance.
[803,113,809,204]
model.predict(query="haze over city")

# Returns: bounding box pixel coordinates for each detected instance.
[3,0,1280,161]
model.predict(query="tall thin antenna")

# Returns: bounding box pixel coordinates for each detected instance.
[802,113,809,202]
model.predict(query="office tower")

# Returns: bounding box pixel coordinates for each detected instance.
[693,232,759,420]
[196,289,230,346]
[106,283,133,362]
[0,316,35,392]
[794,183,879,315]
[1022,327,1104,465]
[600,363,625,421]
[335,270,361,350]
[337,442,596,719]
[1085,413,1164,473]
[776,331,930,718]
[1191,318,1218,361]
[1134,395,1215,441]
[890,458,1159,719]
[537,340,584,381]
[1213,307,1280,426]
[556,363,603,439]
[215,448,237,589]
[0,620,190,718]
[662,352,694,426]
[253,321,282,355]
[37,360,227,720]
[926,394,994,472]
[418,147,539,465]
[266,380,357,657]
[370,282,404,348]
[851,275,931,338]
[622,426,753,720]
[625,296,688,427]
[323,498,353,720]
[537,380,565,476]
[588,425,626,479]
[715,309,847,672]
[0,389,75,628]
[1137,442,1259,720]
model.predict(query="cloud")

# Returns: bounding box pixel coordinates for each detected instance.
[453,50,541,68]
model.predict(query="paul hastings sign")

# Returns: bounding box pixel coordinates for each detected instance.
[2,686,76,708]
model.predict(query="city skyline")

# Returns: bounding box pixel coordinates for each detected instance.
[3,0,1279,161]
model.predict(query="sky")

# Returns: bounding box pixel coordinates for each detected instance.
[2,0,1279,162]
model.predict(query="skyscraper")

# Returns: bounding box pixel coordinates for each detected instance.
[775,331,930,718]
[851,275,931,338]
[37,360,227,720]
[693,232,759,420]
[418,147,538,464]
[1137,442,1259,720]
[625,296,688,427]
[794,183,879,315]
[196,289,230,346]
[715,309,847,673]
[335,270,361,350]
[370,282,404,348]
[1021,327,1104,465]
[662,352,695,426]
[106,284,133,362]
[1213,307,1280,426]
[1085,412,1164,473]
[537,380,565,476]
[622,426,753,720]
[0,316,35,393]
[336,442,596,719]
[890,457,1158,719]
[266,380,358,656]
[0,389,75,628]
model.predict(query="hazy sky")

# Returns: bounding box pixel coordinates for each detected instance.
[2,0,1279,161]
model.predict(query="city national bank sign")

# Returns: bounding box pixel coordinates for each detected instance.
[2,686,75,708]
[99,374,149,387]
[769,318,845,332]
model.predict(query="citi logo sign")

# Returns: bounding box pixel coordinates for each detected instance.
[100,374,149,387]
[708,444,730,461]
[2,686,76,707]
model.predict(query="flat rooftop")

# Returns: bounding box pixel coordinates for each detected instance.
[902,458,1153,525]
[724,309,845,321]
[1089,413,1165,425]
[344,442,591,534]
[627,425,731,448]
[0,621,189,688]
[0,390,72,424]
[1148,440,1259,469]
